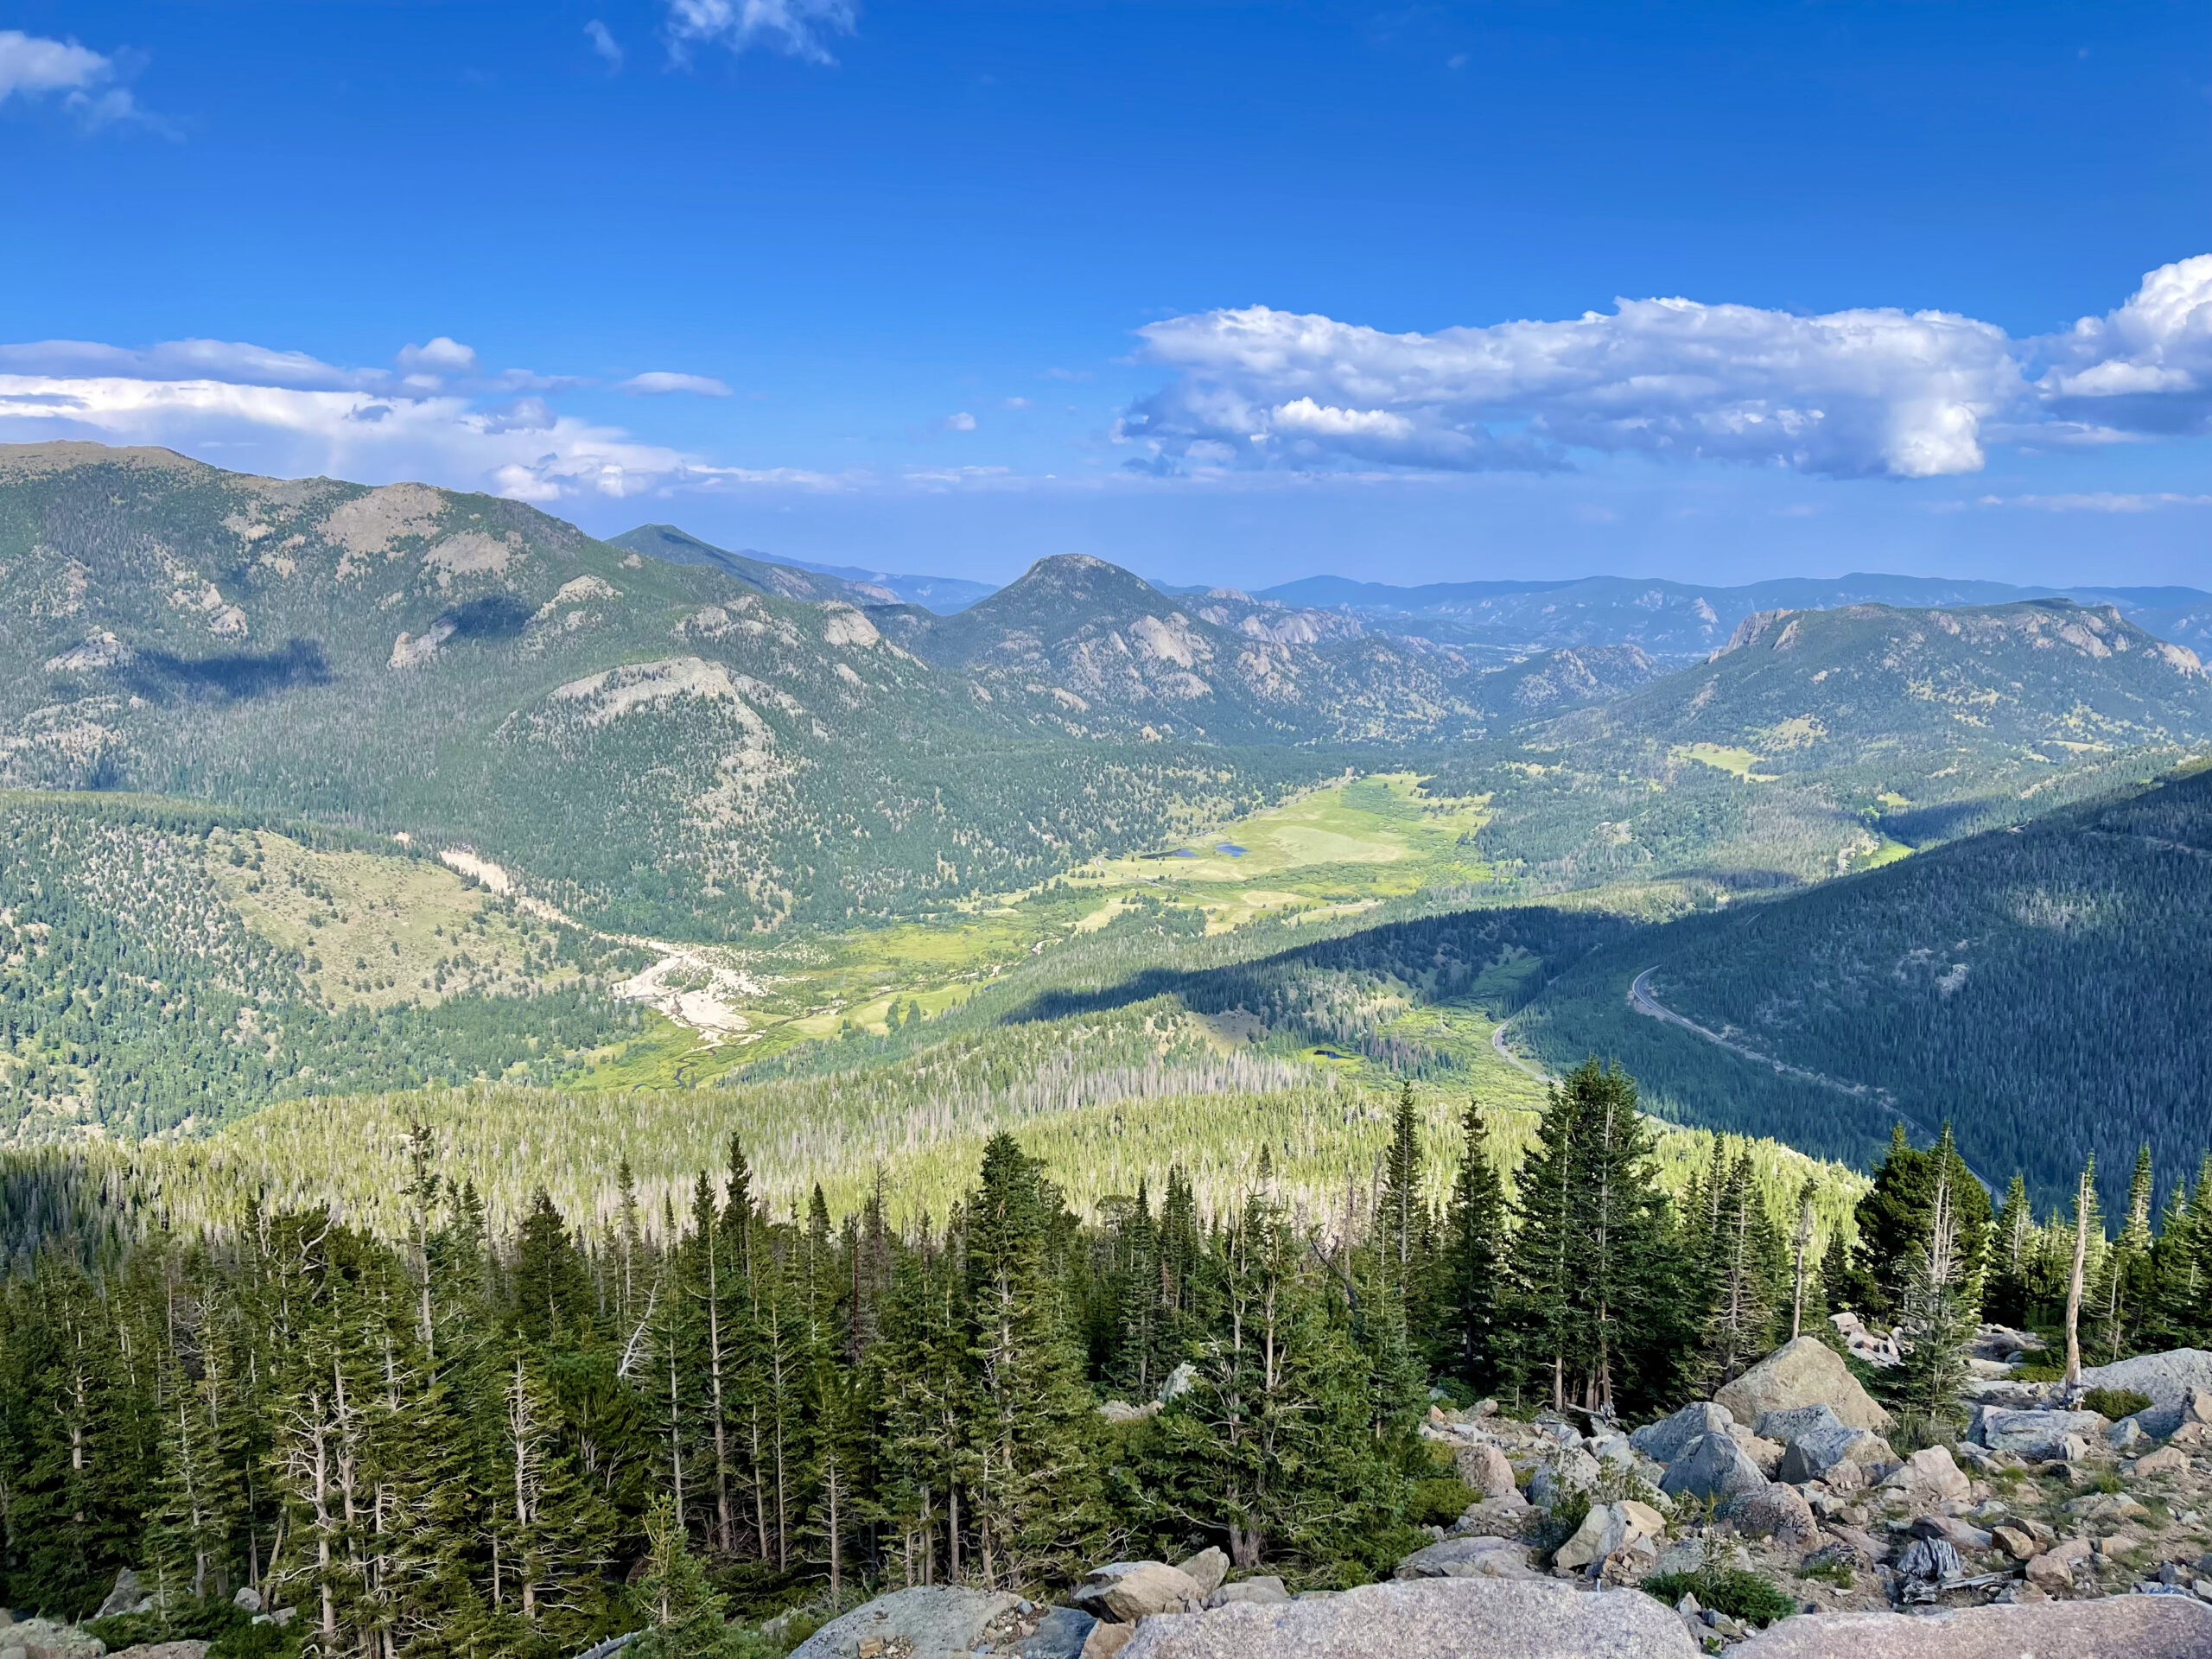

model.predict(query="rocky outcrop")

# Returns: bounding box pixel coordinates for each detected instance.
[2076,1348,2212,1406]
[1775,1423,1889,1484]
[0,1623,107,1659]
[1553,1500,1665,1570]
[1631,1402,1735,1465]
[1975,1408,2108,1459]
[1395,1535,1540,1580]
[1717,1337,1891,1433]
[1120,1579,1700,1659]
[1880,1445,1970,1504]
[1732,1594,2212,1656]
[1071,1562,1206,1622]
[1659,1430,1767,1503]
[791,1586,1025,1659]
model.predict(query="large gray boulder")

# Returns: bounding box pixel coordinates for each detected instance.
[2076,1348,2212,1405]
[1453,1440,1519,1498]
[1718,1338,1891,1433]
[2,1621,106,1659]
[1753,1404,1844,1445]
[1070,1562,1205,1622]
[1775,1424,1888,1485]
[97,1570,144,1620]
[1659,1432,1768,1503]
[1203,1580,1288,1609]
[1630,1402,1734,1465]
[1732,1594,2212,1657]
[1553,1500,1665,1570]
[1120,1579,1699,1659]
[1395,1535,1540,1580]
[1976,1408,2109,1459]
[1175,1549,1229,1600]
[1015,1607,1097,1659]
[1528,1448,1600,1511]
[791,1586,1024,1659]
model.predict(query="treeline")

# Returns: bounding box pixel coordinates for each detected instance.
[0,1061,2033,1654]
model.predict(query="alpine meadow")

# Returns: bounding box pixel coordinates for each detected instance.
[8,6,2212,1654]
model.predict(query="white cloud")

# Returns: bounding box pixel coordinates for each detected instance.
[665,0,857,64]
[585,20,625,70]
[1973,492,2212,512]
[2037,255,2212,434]
[1122,299,2022,480]
[0,29,110,99]
[944,411,977,431]
[0,29,164,131]
[397,337,479,377]
[1121,254,2212,480]
[620,371,734,396]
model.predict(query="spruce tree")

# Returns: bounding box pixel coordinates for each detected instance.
[1438,1099,1508,1395]
[630,1496,728,1659]
[962,1134,1098,1586]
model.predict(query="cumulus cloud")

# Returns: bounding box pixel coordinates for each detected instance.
[397,336,479,378]
[944,411,977,431]
[0,29,164,130]
[620,371,733,396]
[665,0,857,64]
[585,20,625,70]
[0,335,763,504]
[1119,254,2212,480]
[2037,255,2212,435]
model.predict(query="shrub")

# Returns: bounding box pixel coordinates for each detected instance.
[1408,1474,1478,1527]
[1640,1567,1796,1626]
[2082,1387,2153,1421]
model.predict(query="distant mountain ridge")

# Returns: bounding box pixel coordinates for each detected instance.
[1252,570,2212,658]
[608,524,993,613]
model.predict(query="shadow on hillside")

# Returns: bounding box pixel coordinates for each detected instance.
[124,639,333,702]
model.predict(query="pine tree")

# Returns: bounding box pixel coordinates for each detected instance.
[1693,1147,1782,1394]
[962,1134,1098,1586]
[1438,1100,1508,1394]
[1985,1174,2034,1328]
[629,1496,728,1659]
[1508,1061,1680,1417]
[1887,1162,1973,1422]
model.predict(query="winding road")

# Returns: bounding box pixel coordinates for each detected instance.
[1626,967,1996,1193]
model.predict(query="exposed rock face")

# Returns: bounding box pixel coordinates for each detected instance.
[1734,1482,1818,1546]
[1395,1535,1539,1580]
[1529,1448,1600,1510]
[1,1620,108,1659]
[1881,1446,1970,1504]
[1553,1501,1665,1570]
[1977,1408,2110,1458]
[1175,1549,1228,1600]
[791,1586,1026,1659]
[1070,1562,1205,1622]
[1018,1608,1099,1659]
[2134,1445,2191,1477]
[1717,1338,1891,1433]
[1204,1580,1289,1609]
[1775,1425,1888,1484]
[1631,1402,1735,1465]
[1732,1594,2212,1656]
[1119,1579,1700,1659]
[2075,1348,2212,1405]
[1453,1440,1519,1498]
[97,1569,145,1619]
[1753,1405,1843,1444]
[1454,1491,1535,1537]
[1659,1432,1768,1502]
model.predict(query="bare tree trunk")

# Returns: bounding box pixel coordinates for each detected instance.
[2063,1165,2092,1388]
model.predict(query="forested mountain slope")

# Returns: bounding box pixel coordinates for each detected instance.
[0,443,1323,935]
[605,522,906,606]
[1544,597,2212,759]
[0,791,647,1137]
[1507,760,2212,1212]
[906,554,1652,742]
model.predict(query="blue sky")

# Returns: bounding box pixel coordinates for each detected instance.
[2,0,2209,588]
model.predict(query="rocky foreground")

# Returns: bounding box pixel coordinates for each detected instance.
[789,1335,2212,1657]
